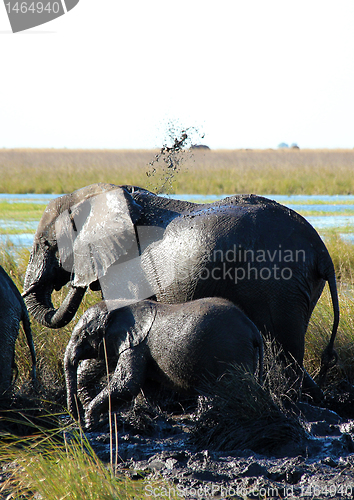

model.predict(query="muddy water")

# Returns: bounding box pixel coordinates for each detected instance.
[84,397,354,499]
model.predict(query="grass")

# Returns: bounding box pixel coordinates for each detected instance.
[323,231,354,284]
[0,236,354,497]
[1,149,354,496]
[191,361,307,454]
[299,209,354,216]
[307,287,354,384]
[1,148,354,195]
[0,429,155,499]
[0,243,101,393]
[0,202,46,221]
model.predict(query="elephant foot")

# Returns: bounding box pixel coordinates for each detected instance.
[84,404,102,430]
[84,414,96,431]
[301,372,324,405]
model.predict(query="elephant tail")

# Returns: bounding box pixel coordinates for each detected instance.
[21,307,37,383]
[318,265,340,386]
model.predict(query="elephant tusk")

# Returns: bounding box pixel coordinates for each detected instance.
[22,282,41,298]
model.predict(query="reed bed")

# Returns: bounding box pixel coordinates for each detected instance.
[306,287,354,384]
[0,430,153,499]
[0,202,45,223]
[1,236,354,497]
[1,148,354,195]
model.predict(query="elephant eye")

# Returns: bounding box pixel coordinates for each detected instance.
[39,236,52,249]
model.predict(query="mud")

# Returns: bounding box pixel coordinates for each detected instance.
[146,125,204,194]
[85,386,354,499]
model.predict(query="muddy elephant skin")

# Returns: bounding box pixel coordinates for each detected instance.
[0,265,36,394]
[64,297,263,428]
[23,183,339,395]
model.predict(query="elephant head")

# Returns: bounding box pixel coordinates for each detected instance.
[23,182,194,329]
[64,300,156,420]
[22,183,147,328]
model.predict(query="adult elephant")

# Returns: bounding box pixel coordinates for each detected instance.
[23,183,339,395]
[0,265,36,394]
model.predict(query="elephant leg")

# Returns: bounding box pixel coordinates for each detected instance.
[77,357,118,414]
[265,301,323,402]
[77,359,106,415]
[0,338,16,394]
[84,349,147,429]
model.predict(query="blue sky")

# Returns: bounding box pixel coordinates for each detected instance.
[1,1,354,149]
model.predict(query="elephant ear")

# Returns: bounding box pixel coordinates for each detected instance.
[55,188,143,287]
[108,301,156,356]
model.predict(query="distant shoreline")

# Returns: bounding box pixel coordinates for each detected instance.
[1,148,354,195]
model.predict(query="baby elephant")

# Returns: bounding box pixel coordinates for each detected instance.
[64,297,263,428]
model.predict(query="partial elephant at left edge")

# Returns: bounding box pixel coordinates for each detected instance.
[0,265,36,395]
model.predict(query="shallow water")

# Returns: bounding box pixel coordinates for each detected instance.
[0,193,58,204]
[1,193,354,249]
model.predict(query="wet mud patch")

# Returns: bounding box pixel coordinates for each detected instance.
[85,381,354,499]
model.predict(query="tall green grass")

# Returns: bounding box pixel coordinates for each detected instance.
[0,429,154,499]
[0,243,101,394]
[307,287,354,383]
[1,148,354,195]
[0,202,45,222]
[1,233,354,497]
[324,231,354,284]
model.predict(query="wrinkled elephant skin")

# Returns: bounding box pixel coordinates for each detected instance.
[0,265,36,394]
[64,298,263,428]
[23,183,339,396]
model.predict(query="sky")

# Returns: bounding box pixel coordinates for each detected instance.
[0,1,354,150]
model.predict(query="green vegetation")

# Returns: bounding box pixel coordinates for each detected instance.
[0,430,155,499]
[1,148,354,497]
[192,360,307,454]
[1,232,354,497]
[304,231,354,383]
[0,148,354,195]
[0,243,101,391]
[0,202,45,221]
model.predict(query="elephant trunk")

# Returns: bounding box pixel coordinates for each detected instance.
[23,281,86,329]
[64,347,80,421]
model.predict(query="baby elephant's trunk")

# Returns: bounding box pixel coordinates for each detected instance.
[64,345,80,421]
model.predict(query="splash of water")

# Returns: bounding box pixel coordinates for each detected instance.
[146,123,205,194]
